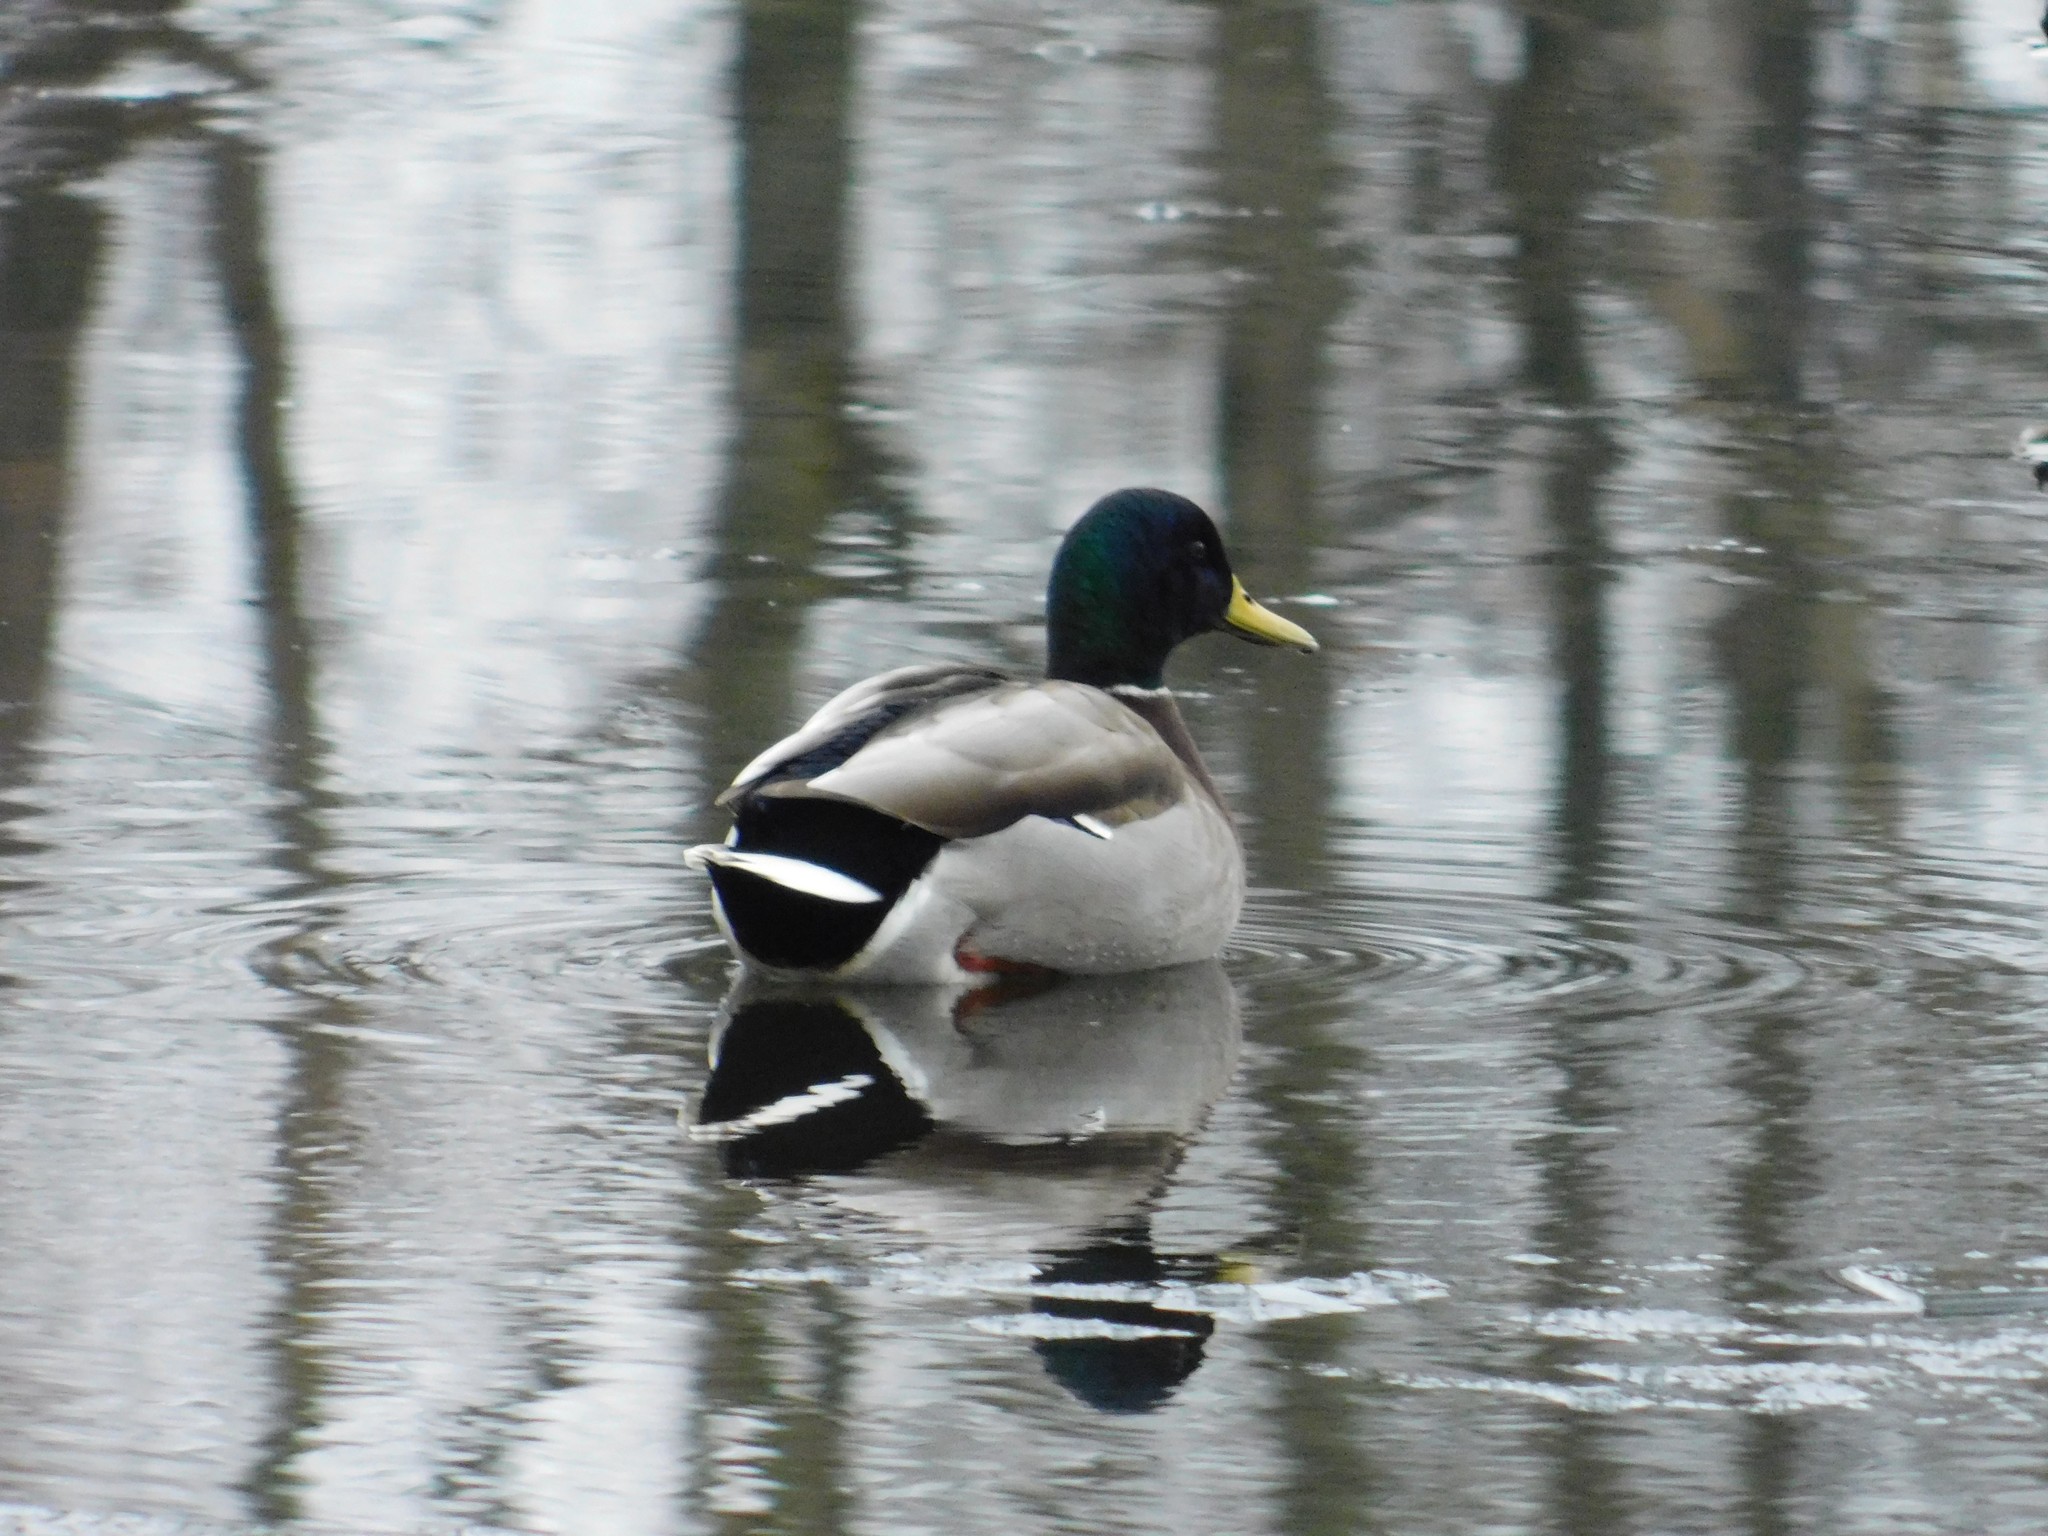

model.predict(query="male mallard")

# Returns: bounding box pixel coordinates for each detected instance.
[685,487,1317,982]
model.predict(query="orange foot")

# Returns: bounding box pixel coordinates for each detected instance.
[954,945,1059,976]
[952,943,1064,1017]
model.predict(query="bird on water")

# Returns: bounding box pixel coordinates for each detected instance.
[686,487,1319,983]
[2013,423,2048,491]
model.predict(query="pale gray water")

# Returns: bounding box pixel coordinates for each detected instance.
[6,2,2048,1533]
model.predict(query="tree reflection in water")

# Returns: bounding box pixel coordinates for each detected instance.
[2,0,2048,1530]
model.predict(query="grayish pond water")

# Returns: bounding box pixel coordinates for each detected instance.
[7,0,2048,1532]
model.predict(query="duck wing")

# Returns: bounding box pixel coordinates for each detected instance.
[749,678,1184,839]
[719,663,1014,804]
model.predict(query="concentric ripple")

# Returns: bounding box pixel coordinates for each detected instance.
[1226,812,2048,1039]
[240,872,715,1014]
[1228,885,1825,1028]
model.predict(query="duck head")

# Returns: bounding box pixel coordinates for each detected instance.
[1044,488,1318,689]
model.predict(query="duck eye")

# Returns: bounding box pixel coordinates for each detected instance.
[1188,539,1209,563]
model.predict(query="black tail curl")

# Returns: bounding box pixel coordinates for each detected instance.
[710,797,944,970]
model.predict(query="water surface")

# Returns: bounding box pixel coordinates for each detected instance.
[5,1,2048,1532]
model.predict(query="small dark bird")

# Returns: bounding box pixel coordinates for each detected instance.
[2014,425,2048,491]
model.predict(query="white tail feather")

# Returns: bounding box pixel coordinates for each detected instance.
[684,845,883,904]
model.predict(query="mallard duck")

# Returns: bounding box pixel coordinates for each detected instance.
[2015,423,2048,490]
[685,487,1317,981]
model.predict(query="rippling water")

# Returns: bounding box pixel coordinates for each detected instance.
[6,1,2048,1533]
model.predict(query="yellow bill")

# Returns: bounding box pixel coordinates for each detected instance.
[1221,578,1319,652]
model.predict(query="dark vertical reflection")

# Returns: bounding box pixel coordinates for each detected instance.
[1528,421,1628,1536]
[0,4,223,847]
[1492,5,1640,1533]
[1,13,332,1519]
[240,1000,358,1531]
[1544,422,1619,911]
[1212,0,1350,1234]
[1711,433,1833,1536]
[1698,5,1883,1531]
[0,6,262,990]
[682,4,876,1530]
[683,0,901,803]
[1493,6,1625,409]
[1496,0,1632,905]
[201,120,356,1525]
[0,184,97,844]
[1207,6,1371,1533]
[207,130,323,797]
[1214,0,1346,883]
[1735,0,1816,408]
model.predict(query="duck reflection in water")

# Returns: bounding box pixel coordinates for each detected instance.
[688,961,1243,1412]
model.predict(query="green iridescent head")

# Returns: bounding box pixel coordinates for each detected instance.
[1044,488,1317,689]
